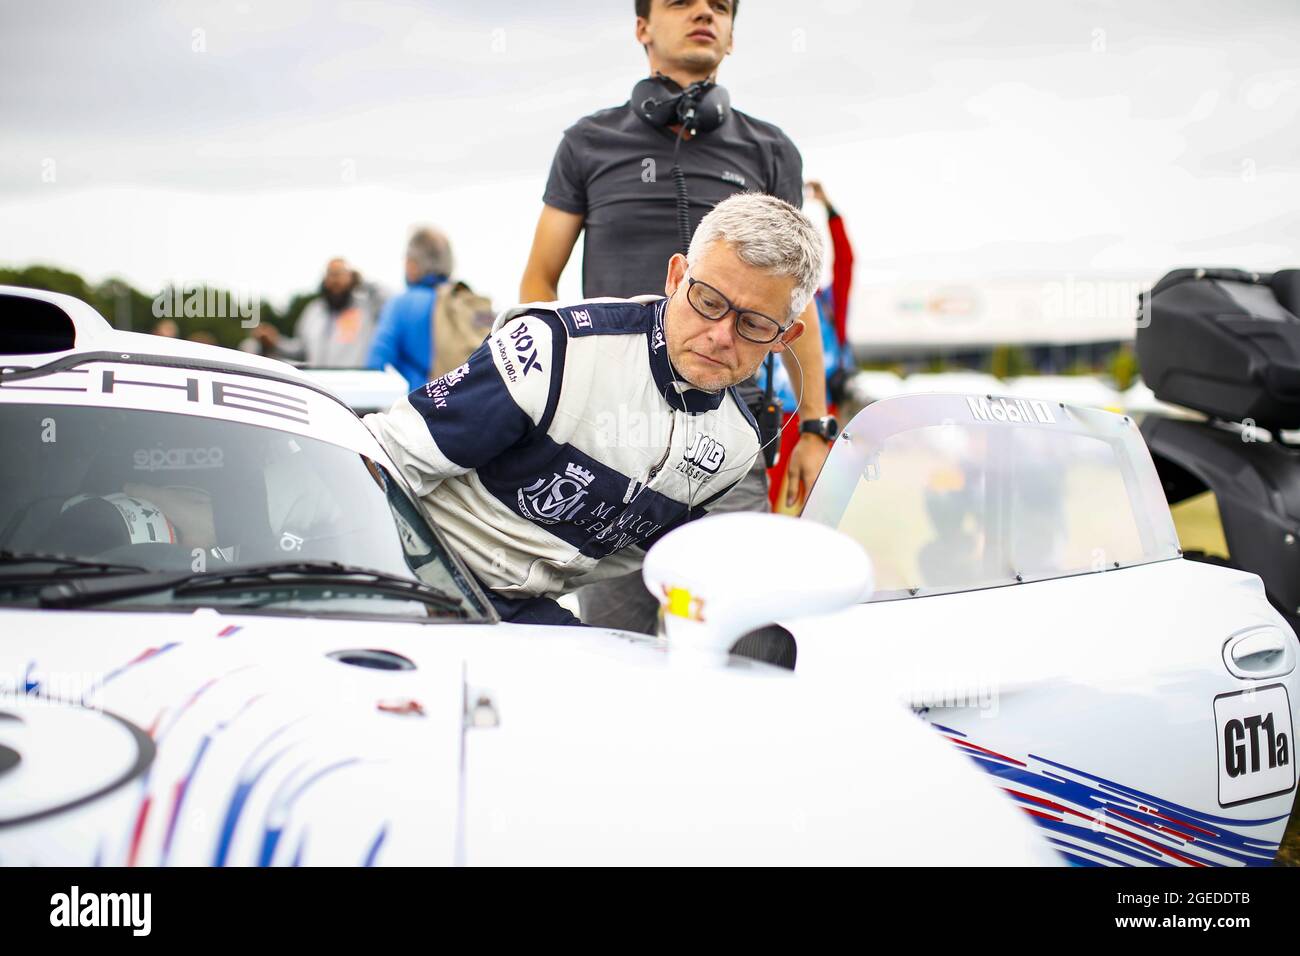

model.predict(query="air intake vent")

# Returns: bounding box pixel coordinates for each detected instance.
[326,648,416,671]
[0,295,76,354]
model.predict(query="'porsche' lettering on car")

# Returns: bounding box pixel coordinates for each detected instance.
[966,396,1055,425]
[3,366,312,426]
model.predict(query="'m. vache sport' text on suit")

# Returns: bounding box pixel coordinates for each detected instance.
[365,296,761,599]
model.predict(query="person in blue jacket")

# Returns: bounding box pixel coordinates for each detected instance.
[366,227,452,391]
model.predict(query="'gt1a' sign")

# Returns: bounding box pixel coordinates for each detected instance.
[1215,684,1295,807]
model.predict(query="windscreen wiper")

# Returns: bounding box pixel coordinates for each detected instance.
[38,559,468,614]
[0,550,149,580]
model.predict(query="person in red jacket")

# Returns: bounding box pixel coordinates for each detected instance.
[811,181,853,349]
[766,181,855,510]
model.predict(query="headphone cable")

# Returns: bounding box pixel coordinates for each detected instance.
[670,124,692,257]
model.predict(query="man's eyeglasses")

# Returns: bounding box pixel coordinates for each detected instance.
[684,276,791,344]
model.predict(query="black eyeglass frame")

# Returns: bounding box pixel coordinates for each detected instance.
[683,276,794,345]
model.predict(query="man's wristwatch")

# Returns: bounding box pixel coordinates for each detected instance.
[799,416,840,442]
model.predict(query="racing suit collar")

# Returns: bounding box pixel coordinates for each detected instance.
[648,298,726,414]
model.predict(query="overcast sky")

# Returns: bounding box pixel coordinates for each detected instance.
[1,0,1296,310]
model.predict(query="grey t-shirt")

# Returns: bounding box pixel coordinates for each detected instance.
[543,101,804,300]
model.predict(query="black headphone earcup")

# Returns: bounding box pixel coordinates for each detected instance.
[688,83,730,134]
[632,76,681,127]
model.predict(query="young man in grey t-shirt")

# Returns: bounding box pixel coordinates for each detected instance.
[519,0,837,632]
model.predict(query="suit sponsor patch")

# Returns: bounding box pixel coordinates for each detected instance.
[517,462,596,524]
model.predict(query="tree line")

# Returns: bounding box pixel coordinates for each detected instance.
[0,264,312,348]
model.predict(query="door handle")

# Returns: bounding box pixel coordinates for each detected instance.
[1223,626,1296,679]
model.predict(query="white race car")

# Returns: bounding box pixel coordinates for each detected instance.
[0,286,1054,866]
[780,392,1296,866]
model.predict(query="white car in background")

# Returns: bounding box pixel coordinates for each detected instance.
[297,366,408,416]
[0,286,1053,866]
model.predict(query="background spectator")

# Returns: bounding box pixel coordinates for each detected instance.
[367,227,493,391]
[367,228,446,390]
[251,257,380,367]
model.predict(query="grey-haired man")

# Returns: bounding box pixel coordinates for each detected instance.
[368,193,823,627]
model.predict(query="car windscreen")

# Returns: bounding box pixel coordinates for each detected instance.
[0,402,491,621]
[802,394,1182,600]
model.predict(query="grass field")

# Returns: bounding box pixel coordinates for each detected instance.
[1277,813,1300,866]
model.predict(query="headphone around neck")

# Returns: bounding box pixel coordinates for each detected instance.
[632,73,730,136]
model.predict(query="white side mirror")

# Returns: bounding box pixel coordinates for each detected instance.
[642,513,873,655]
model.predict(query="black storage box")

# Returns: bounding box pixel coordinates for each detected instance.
[1136,267,1300,428]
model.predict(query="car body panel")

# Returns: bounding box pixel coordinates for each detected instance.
[0,608,1055,866]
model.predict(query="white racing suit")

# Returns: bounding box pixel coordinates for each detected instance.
[364,295,761,605]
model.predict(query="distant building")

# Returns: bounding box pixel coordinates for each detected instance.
[849,275,1150,372]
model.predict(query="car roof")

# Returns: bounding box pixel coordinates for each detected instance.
[0,284,319,385]
[0,284,372,418]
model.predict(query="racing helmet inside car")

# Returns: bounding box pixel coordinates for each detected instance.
[46,492,177,555]
[74,412,272,550]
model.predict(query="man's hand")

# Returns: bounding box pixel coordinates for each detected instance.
[251,323,280,350]
[782,432,831,511]
[773,296,830,512]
